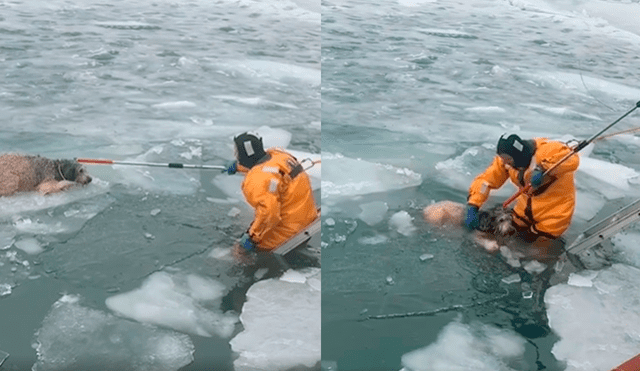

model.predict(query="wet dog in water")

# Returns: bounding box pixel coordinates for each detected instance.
[423,200,516,252]
[0,154,92,197]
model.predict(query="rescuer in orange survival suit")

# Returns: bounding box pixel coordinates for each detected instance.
[223,132,319,253]
[465,134,580,263]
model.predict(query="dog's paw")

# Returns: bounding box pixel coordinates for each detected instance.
[58,180,78,191]
[474,235,500,252]
[37,180,77,195]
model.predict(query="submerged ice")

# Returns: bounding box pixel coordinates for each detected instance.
[33,294,194,371]
[400,319,527,371]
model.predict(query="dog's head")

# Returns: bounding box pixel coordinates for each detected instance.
[477,205,516,238]
[56,159,92,185]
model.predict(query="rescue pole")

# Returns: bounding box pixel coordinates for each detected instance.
[503,100,640,208]
[76,158,226,171]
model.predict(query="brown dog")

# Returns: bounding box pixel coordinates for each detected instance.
[0,154,92,197]
[423,200,516,252]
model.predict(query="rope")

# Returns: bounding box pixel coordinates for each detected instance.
[578,60,615,112]
[57,163,66,181]
[302,158,321,171]
[595,126,640,142]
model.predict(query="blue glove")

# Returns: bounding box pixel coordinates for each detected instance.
[239,233,255,251]
[464,205,479,230]
[530,168,545,189]
[222,160,237,175]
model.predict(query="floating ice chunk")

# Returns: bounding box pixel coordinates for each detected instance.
[578,157,638,191]
[150,209,161,216]
[546,264,640,371]
[152,101,197,109]
[567,270,599,287]
[611,232,640,268]
[206,197,239,204]
[358,234,389,245]
[186,274,226,302]
[250,126,293,149]
[307,276,321,292]
[230,268,320,371]
[179,146,202,160]
[529,71,640,102]
[418,28,475,38]
[501,274,521,284]
[14,238,44,255]
[435,146,518,197]
[389,211,417,236]
[212,173,253,200]
[522,104,603,121]
[523,260,547,275]
[400,319,526,371]
[499,246,523,268]
[33,294,194,371]
[280,269,307,284]
[0,230,15,250]
[111,147,202,195]
[207,247,233,261]
[63,209,80,217]
[386,276,395,285]
[322,360,339,371]
[14,218,65,235]
[322,153,422,199]
[227,207,241,217]
[106,272,237,338]
[358,201,389,226]
[0,348,7,366]
[144,232,155,240]
[464,106,506,113]
[574,191,606,222]
[254,268,269,280]
[0,284,11,297]
[0,180,110,219]
[324,218,335,227]
[5,251,18,262]
[219,60,320,86]
[419,253,434,262]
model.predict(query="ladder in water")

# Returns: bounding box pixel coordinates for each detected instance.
[272,211,321,256]
[270,211,321,271]
[566,198,640,256]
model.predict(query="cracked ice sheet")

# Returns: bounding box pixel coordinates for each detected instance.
[545,264,640,371]
[33,294,194,371]
[231,268,321,371]
[322,153,422,200]
[105,271,238,338]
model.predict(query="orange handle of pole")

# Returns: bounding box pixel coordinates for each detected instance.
[502,184,531,208]
[77,158,115,165]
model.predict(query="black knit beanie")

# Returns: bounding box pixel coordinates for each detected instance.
[234,132,267,169]
[496,134,534,169]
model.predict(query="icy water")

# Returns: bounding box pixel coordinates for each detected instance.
[0,0,319,370]
[322,0,640,370]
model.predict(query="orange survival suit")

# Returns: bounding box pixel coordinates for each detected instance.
[239,148,319,251]
[468,138,579,238]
